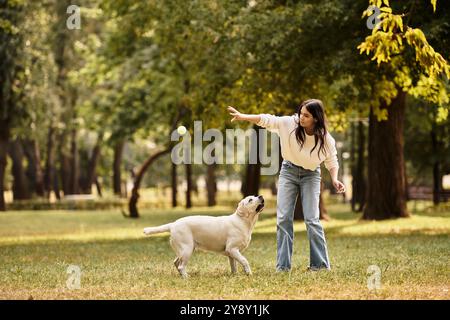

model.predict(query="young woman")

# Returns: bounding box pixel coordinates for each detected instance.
[227,99,345,272]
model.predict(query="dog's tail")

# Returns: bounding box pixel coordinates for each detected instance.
[143,223,172,236]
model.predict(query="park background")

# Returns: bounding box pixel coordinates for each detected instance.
[0,0,449,299]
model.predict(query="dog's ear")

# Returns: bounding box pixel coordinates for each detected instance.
[236,200,250,218]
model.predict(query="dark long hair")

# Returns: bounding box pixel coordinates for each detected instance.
[290,99,328,160]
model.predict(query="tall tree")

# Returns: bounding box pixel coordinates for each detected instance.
[8,139,30,200]
[0,0,26,210]
[23,139,45,197]
[358,0,450,219]
[112,140,125,196]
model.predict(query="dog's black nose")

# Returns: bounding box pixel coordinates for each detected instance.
[258,195,264,202]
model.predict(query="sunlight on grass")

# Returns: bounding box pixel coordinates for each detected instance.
[0,203,449,299]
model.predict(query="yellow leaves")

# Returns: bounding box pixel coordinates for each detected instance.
[371,78,398,112]
[374,0,382,8]
[416,28,427,43]
[405,27,450,78]
[359,0,448,114]
[377,13,402,33]
[359,10,406,65]
[436,107,448,123]
[362,5,379,19]
[357,42,372,55]
[434,53,450,79]
[142,29,155,38]
[360,30,403,65]
[430,0,437,12]
[360,12,449,79]
[373,48,386,65]
[367,0,389,12]
[409,75,450,107]
[361,8,370,19]
[374,107,388,121]
[396,33,403,46]
[327,112,348,132]
[395,15,403,32]
[0,17,20,35]
[404,27,415,44]
[394,66,412,89]
[381,16,388,32]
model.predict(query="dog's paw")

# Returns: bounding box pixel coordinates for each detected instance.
[143,228,151,235]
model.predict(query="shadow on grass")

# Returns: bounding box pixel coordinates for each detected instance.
[1,227,448,252]
[1,230,448,287]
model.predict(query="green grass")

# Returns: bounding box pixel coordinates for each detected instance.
[0,202,449,299]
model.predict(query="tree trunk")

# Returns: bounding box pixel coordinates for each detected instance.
[53,0,72,197]
[60,152,71,196]
[8,139,31,200]
[128,106,184,215]
[23,139,45,197]
[0,1,24,210]
[245,161,261,197]
[23,140,37,196]
[270,181,277,195]
[185,163,193,209]
[95,176,102,197]
[432,161,440,205]
[430,125,441,205]
[363,91,409,220]
[241,124,261,197]
[350,121,356,211]
[23,140,37,197]
[0,124,9,211]
[44,126,60,200]
[58,131,71,197]
[171,162,177,207]
[192,176,199,198]
[53,172,61,200]
[82,133,102,194]
[128,149,170,218]
[113,140,125,196]
[68,128,79,194]
[352,120,366,212]
[206,163,217,206]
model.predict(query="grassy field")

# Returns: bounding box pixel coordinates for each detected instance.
[0,202,449,300]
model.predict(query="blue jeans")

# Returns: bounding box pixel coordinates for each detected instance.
[276,160,331,271]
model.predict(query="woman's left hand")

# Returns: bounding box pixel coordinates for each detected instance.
[332,180,346,193]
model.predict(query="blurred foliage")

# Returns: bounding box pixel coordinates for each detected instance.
[1,0,448,196]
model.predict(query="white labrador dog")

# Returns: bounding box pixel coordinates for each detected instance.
[143,195,265,278]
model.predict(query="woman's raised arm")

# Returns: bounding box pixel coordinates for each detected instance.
[227,106,261,124]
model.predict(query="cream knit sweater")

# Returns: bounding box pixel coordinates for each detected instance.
[257,113,339,172]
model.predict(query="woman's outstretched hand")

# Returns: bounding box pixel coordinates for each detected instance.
[227,106,246,122]
[332,179,346,194]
